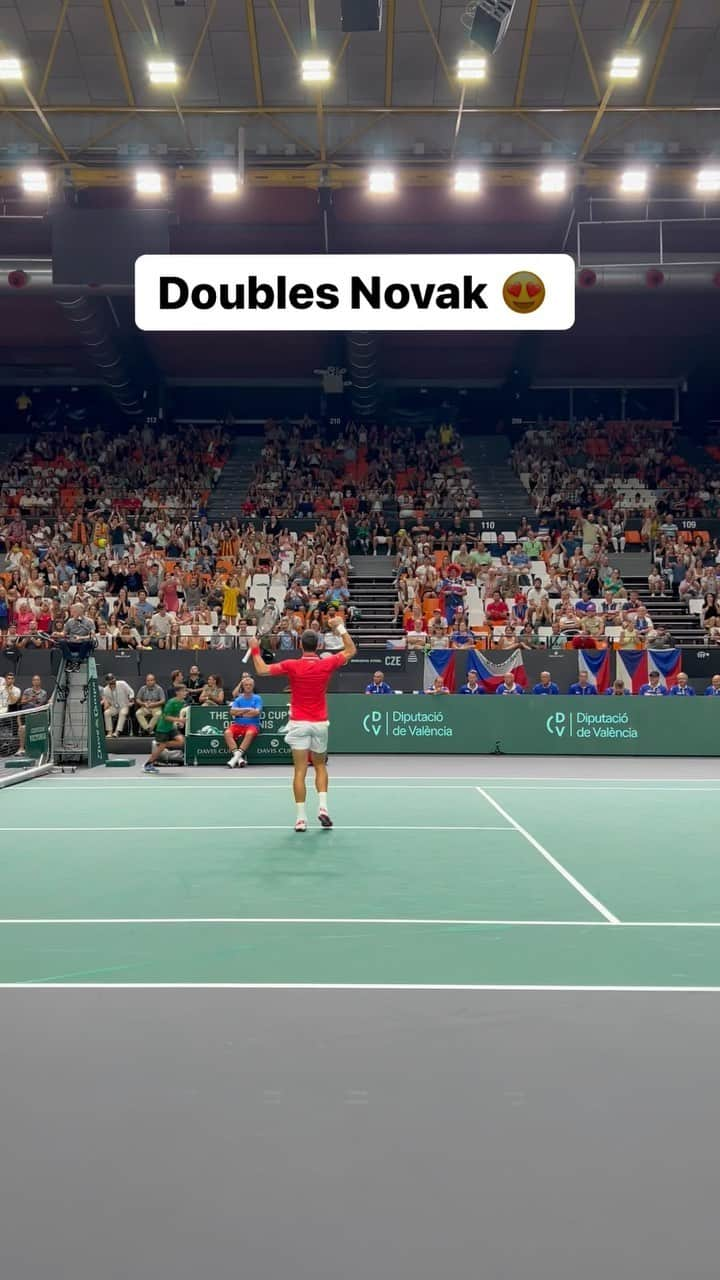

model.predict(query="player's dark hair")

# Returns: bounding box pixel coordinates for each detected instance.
[301,629,319,652]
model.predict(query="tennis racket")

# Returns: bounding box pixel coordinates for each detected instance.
[243,601,279,662]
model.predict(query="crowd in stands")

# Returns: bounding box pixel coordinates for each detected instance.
[386,418,720,653]
[4,414,720,670]
[242,419,480,532]
[391,525,690,652]
[0,421,358,660]
[514,419,720,522]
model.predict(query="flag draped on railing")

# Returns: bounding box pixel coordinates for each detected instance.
[423,649,457,692]
[616,648,682,691]
[578,649,611,692]
[466,649,528,693]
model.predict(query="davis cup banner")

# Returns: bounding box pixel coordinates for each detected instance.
[135,254,575,332]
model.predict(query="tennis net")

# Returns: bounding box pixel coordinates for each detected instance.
[0,700,54,789]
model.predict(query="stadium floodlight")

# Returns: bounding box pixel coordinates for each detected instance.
[0,57,23,82]
[696,168,720,194]
[610,52,641,80]
[20,169,49,196]
[368,169,396,195]
[457,55,487,81]
[461,0,515,55]
[454,168,481,195]
[301,57,332,83]
[539,168,567,195]
[211,169,240,196]
[620,167,648,194]
[148,60,179,86]
[135,169,164,195]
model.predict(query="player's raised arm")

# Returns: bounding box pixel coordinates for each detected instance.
[327,614,356,662]
[249,644,272,676]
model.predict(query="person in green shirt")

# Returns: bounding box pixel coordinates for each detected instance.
[143,685,189,773]
[522,535,543,558]
[469,544,492,568]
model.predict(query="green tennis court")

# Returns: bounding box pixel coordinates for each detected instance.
[3,765,720,987]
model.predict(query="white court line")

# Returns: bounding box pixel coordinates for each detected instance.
[0,824,513,833]
[7,983,720,992]
[483,786,720,793]
[20,773,720,784]
[1,917,719,927]
[5,778,479,788]
[18,778,720,791]
[476,786,620,925]
[0,916,604,926]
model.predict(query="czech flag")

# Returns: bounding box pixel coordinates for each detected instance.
[423,649,456,692]
[648,648,682,689]
[578,648,611,693]
[466,648,528,693]
[616,649,648,693]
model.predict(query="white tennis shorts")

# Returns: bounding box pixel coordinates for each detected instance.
[284,720,329,754]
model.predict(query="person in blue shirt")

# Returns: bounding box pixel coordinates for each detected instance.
[224,673,263,768]
[574,590,596,616]
[439,576,466,625]
[425,675,451,695]
[365,671,393,695]
[568,671,598,695]
[496,674,523,695]
[532,671,559,695]
[705,676,720,695]
[450,622,475,648]
[606,680,630,695]
[459,671,485,694]
[638,672,668,696]
[669,672,695,696]
[508,548,530,570]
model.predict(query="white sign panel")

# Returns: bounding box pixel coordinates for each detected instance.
[134,254,575,332]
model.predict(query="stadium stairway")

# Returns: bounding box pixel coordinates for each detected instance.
[607,554,702,643]
[621,573,703,645]
[462,435,535,522]
[205,437,264,523]
[349,556,404,647]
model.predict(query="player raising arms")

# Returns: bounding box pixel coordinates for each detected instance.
[249,614,356,831]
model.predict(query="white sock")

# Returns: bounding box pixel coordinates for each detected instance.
[318,792,328,812]
[296,803,307,821]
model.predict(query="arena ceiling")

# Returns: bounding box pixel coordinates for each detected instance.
[0,1,718,389]
[0,0,718,173]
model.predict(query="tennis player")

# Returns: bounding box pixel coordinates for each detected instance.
[249,614,356,831]
[143,685,188,773]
